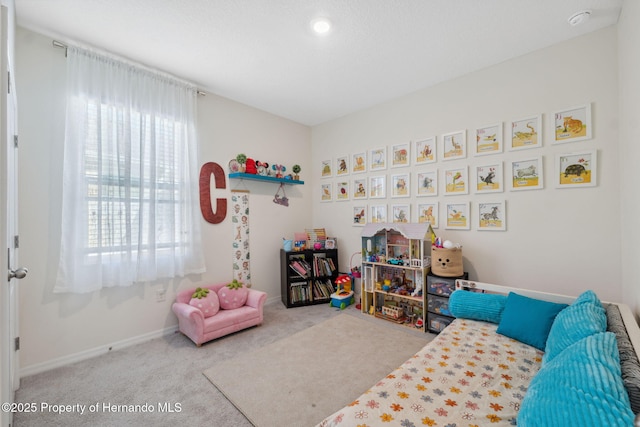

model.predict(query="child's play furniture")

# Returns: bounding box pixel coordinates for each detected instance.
[280,248,339,307]
[317,280,640,426]
[360,223,433,332]
[172,283,267,346]
[330,274,355,309]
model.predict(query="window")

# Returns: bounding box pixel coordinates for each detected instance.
[56,46,205,293]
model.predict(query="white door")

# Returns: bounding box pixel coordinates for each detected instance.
[1,5,24,427]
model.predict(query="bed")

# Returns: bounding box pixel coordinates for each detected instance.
[316,280,640,427]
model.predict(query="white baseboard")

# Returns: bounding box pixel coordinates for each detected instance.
[266,295,282,305]
[20,325,178,378]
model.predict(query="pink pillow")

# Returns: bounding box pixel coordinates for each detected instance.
[189,291,220,318]
[217,285,249,310]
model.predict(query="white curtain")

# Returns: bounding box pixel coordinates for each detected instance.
[55,46,205,293]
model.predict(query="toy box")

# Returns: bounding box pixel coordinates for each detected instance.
[330,290,354,310]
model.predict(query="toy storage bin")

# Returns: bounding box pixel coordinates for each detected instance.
[427,275,456,297]
[427,294,452,316]
[430,247,463,277]
[428,313,453,333]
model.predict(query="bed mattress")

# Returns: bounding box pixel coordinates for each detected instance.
[317,318,543,427]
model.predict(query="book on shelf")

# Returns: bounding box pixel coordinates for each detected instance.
[312,255,336,277]
[290,282,310,304]
[312,279,335,299]
[288,258,311,278]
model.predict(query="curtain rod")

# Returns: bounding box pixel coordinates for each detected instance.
[51,39,206,96]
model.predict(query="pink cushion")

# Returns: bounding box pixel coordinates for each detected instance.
[217,286,249,310]
[189,291,220,318]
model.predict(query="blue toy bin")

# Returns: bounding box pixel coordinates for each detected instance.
[330,290,354,310]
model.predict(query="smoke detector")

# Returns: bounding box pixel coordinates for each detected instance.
[568,10,592,26]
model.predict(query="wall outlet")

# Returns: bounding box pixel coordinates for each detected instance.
[155,289,166,302]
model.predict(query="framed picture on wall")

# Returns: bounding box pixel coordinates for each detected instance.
[442,130,466,160]
[391,173,410,198]
[369,175,386,199]
[445,201,470,230]
[474,162,504,194]
[416,201,438,228]
[370,204,388,223]
[321,159,333,178]
[555,150,597,188]
[336,181,350,201]
[335,155,350,176]
[553,104,592,144]
[475,123,503,156]
[320,182,333,202]
[392,204,410,223]
[352,178,367,199]
[509,115,542,151]
[416,170,438,196]
[510,156,544,191]
[413,137,436,165]
[352,152,367,174]
[369,147,387,171]
[353,205,367,226]
[444,166,468,195]
[476,200,506,231]
[391,143,410,168]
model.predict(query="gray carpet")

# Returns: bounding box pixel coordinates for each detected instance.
[12,302,434,427]
[204,314,430,427]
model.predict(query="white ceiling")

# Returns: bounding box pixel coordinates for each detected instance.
[15,0,622,126]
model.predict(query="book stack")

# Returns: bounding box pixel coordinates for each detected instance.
[288,257,311,278]
[313,255,336,277]
[290,282,311,304]
[312,279,335,299]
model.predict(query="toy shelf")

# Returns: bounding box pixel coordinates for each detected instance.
[228,172,304,185]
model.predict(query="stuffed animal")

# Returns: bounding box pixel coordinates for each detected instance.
[245,158,257,174]
[272,164,286,178]
[256,161,270,176]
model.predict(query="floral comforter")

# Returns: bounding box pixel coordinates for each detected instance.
[317,319,543,427]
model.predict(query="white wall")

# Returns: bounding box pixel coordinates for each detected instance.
[15,27,312,371]
[619,0,640,315]
[312,27,622,303]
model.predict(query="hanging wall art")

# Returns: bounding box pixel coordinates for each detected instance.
[231,190,251,286]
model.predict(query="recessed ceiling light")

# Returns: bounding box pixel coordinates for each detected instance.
[568,10,591,26]
[311,18,332,35]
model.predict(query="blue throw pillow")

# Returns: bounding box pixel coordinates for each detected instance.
[449,290,507,324]
[496,292,567,350]
[518,332,634,427]
[543,290,606,365]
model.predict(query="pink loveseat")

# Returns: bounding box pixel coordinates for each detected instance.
[172,283,267,346]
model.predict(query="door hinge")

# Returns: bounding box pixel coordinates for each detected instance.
[14,235,19,249]
[14,337,19,351]
[7,70,10,94]
[14,134,18,148]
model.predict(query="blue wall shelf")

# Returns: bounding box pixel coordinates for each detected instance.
[228,172,304,185]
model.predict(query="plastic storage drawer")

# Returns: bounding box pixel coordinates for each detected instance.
[428,313,453,333]
[427,276,456,297]
[427,294,452,316]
